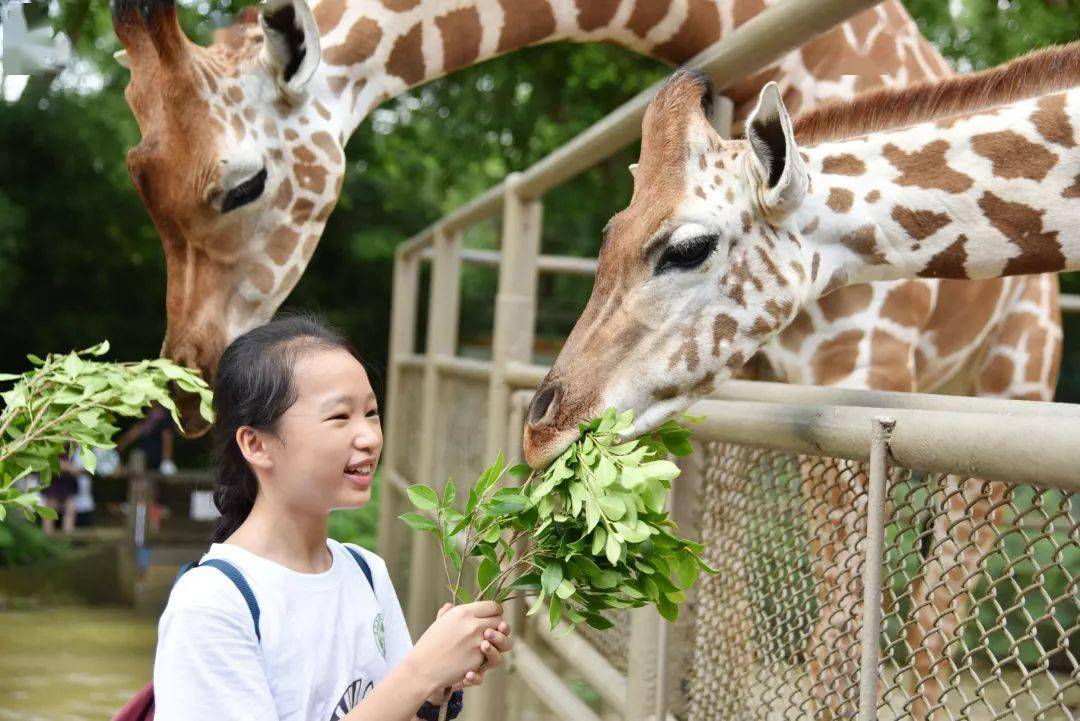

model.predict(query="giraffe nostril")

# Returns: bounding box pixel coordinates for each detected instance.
[527,383,561,426]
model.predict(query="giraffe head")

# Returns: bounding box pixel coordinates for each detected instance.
[523,70,823,467]
[112,0,341,434]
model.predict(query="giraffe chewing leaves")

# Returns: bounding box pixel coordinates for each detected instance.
[399,408,717,634]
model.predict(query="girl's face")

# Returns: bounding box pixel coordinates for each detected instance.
[263,346,383,513]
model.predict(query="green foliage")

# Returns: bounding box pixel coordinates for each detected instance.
[0,511,67,567]
[0,341,213,521]
[400,409,717,636]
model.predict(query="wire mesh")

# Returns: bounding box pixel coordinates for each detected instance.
[681,441,1078,721]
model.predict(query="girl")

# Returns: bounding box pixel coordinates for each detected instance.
[153,313,512,720]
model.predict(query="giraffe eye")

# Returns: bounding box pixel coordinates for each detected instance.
[655,235,719,275]
[222,167,268,212]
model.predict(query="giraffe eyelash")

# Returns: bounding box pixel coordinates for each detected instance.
[654,234,720,275]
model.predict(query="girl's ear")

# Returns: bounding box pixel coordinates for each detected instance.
[236,426,274,471]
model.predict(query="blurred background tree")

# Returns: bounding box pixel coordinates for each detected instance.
[1,0,1079,469]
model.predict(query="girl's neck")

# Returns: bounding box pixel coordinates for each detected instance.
[225,492,332,574]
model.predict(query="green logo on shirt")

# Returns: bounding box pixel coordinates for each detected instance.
[373,612,385,658]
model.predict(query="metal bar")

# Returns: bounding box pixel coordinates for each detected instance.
[510,640,604,721]
[505,361,1080,419]
[528,612,628,714]
[420,248,598,276]
[1061,293,1080,313]
[858,417,894,721]
[688,399,1080,490]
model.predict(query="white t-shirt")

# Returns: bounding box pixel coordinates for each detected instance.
[153,539,415,721]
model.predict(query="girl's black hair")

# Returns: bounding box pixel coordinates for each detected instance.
[210,310,372,542]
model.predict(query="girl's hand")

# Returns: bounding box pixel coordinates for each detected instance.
[435,602,512,691]
[409,600,510,694]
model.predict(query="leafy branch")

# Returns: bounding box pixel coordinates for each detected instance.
[400,408,719,636]
[0,341,214,522]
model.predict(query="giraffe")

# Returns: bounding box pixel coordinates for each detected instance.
[110,0,966,436]
[521,46,1080,718]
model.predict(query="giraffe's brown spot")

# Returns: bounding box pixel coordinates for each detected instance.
[979,192,1065,275]
[267,227,300,265]
[324,18,382,67]
[818,284,872,322]
[765,298,793,320]
[790,261,806,281]
[880,282,932,328]
[883,140,973,194]
[714,157,725,170]
[575,0,620,31]
[436,6,481,73]
[927,277,1004,356]
[980,355,1014,395]
[295,163,328,194]
[381,0,421,10]
[387,22,425,85]
[725,188,735,204]
[749,317,774,337]
[247,263,275,294]
[310,131,343,165]
[868,329,914,392]
[740,211,752,234]
[800,216,819,235]
[274,177,294,209]
[291,198,316,225]
[756,246,788,286]
[284,128,299,141]
[653,385,680,401]
[971,130,1057,182]
[313,100,332,121]
[293,146,317,164]
[694,186,706,199]
[840,225,887,265]
[328,76,349,95]
[302,233,320,259]
[712,313,737,355]
[779,311,813,352]
[822,268,848,296]
[1025,326,1050,384]
[314,200,337,223]
[230,114,245,137]
[627,0,669,39]
[497,0,555,53]
[698,155,707,171]
[1031,93,1075,149]
[891,205,951,241]
[827,187,854,213]
[822,154,866,176]
[689,371,717,396]
[281,266,300,291]
[313,0,346,33]
[725,351,746,371]
[811,252,820,282]
[262,119,278,139]
[242,108,256,126]
[918,235,968,279]
[785,231,801,248]
[225,85,243,105]
[655,0,721,62]
[1064,173,1080,198]
[198,65,219,94]
[811,330,864,386]
[667,335,700,372]
[733,0,766,27]
[865,190,880,204]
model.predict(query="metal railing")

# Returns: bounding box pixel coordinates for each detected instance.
[378,0,1080,718]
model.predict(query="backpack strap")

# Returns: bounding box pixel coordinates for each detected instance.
[174,558,262,642]
[344,545,375,592]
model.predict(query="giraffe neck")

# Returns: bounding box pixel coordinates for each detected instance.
[797,88,1080,294]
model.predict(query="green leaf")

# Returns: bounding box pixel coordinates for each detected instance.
[541,562,563,595]
[443,479,456,507]
[555,579,575,599]
[595,455,616,487]
[33,504,57,520]
[399,512,438,532]
[477,556,500,596]
[605,532,622,565]
[585,612,614,630]
[407,484,440,511]
[597,495,625,520]
[507,463,532,478]
[675,555,699,589]
[526,591,546,617]
[639,460,681,482]
[549,595,562,628]
[591,527,607,556]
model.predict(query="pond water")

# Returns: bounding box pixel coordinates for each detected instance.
[0,607,157,721]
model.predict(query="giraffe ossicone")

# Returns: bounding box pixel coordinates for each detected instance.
[523,47,1080,467]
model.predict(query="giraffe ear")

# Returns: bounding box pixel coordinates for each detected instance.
[260,0,322,101]
[746,82,807,217]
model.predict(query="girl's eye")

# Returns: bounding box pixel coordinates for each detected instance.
[329,413,348,421]
[655,234,719,275]
[366,409,380,418]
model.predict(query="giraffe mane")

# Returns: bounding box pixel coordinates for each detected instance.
[793,40,1080,146]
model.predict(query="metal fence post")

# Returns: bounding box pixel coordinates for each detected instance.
[406,228,462,636]
[471,173,542,721]
[378,249,420,594]
[858,416,895,721]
